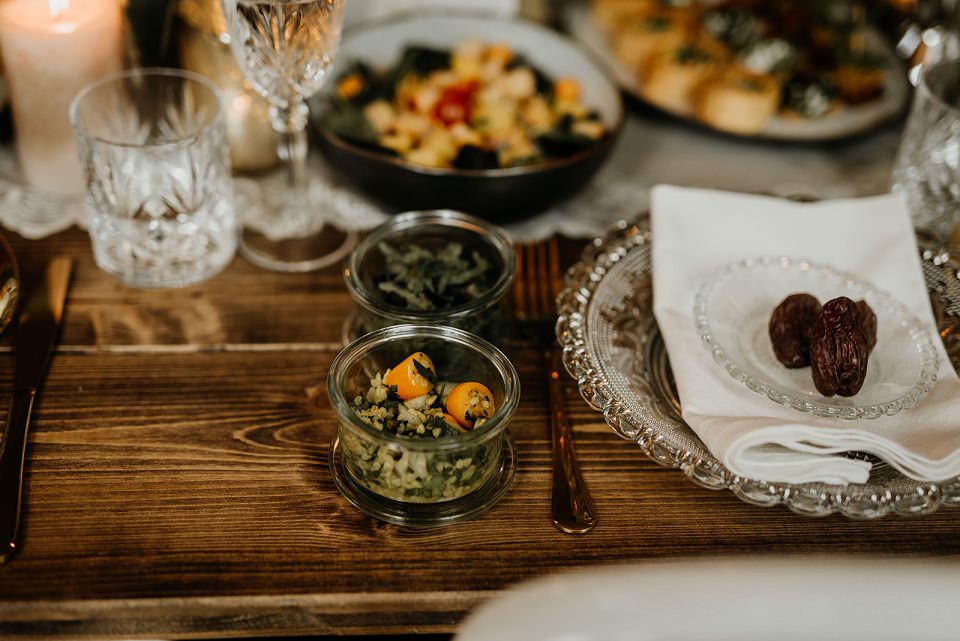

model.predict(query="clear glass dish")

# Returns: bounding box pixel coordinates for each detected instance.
[327,324,519,526]
[693,257,940,419]
[343,210,515,345]
[556,220,960,519]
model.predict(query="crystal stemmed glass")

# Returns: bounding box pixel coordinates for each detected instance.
[221,0,356,272]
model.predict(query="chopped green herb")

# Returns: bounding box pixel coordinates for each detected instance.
[414,359,438,384]
[375,242,493,311]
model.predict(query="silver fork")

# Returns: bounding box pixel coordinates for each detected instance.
[514,238,597,534]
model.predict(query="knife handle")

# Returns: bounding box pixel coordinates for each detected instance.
[0,388,36,563]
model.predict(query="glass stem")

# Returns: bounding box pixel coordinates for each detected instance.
[270,99,310,193]
[267,98,320,238]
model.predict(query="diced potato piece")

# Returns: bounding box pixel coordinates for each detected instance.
[453,38,485,62]
[363,100,396,135]
[498,128,538,166]
[452,53,483,80]
[499,140,538,167]
[503,67,537,100]
[427,70,460,89]
[523,95,554,130]
[449,121,483,147]
[476,81,507,107]
[411,84,440,114]
[379,132,414,155]
[393,111,432,141]
[572,119,606,140]
[420,127,458,162]
[474,102,516,134]
[479,60,506,83]
[406,146,447,168]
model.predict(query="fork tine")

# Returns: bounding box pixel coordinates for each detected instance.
[535,240,551,317]
[546,236,560,303]
[513,244,527,317]
[525,242,540,316]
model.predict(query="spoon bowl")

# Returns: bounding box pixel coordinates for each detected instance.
[0,233,20,335]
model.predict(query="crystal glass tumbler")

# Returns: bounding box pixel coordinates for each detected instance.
[70,68,237,288]
[893,58,960,246]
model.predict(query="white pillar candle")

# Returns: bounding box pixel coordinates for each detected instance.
[0,0,123,195]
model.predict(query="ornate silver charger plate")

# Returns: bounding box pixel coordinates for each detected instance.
[693,256,939,420]
[556,220,960,519]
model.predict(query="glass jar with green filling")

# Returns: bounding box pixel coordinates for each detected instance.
[343,210,516,345]
[327,324,519,526]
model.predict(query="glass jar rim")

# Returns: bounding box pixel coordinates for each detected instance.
[69,67,225,149]
[327,324,520,451]
[343,210,517,321]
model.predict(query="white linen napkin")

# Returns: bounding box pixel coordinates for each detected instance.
[651,186,960,485]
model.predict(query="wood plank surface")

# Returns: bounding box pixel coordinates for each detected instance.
[10,229,353,350]
[1,230,960,639]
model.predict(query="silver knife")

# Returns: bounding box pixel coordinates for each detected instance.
[0,257,72,563]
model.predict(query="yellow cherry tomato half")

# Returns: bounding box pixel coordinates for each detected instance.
[385,352,436,400]
[445,382,496,429]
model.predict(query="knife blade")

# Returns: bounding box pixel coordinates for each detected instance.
[0,257,72,563]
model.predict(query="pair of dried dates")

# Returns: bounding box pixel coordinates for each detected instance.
[769,294,877,397]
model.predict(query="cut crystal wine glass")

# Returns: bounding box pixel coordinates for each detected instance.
[222,0,356,272]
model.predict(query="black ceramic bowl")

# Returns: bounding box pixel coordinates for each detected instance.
[312,11,625,222]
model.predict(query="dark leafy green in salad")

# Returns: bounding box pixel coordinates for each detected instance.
[375,242,494,311]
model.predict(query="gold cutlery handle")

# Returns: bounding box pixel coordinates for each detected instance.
[0,387,37,563]
[546,348,597,534]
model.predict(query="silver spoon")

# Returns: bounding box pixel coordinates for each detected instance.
[0,233,19,335]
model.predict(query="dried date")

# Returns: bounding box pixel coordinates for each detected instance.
[809,297,869,397]
[769,293,822,368]
[856,299,877,353]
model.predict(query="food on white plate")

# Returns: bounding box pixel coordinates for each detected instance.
[591,0,890,134]
[693,68,781,134]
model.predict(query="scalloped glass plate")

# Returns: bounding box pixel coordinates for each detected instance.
[693,257,939,419]
[556,220,960,519]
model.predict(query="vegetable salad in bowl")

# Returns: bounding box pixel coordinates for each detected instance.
[324,39,609,170]
[312,12,623,218]
[328,325,519,524]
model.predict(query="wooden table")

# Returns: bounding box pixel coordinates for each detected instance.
[2,229,960,640]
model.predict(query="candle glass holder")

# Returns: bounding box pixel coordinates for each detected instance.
[70,68,238,288]
[221,0,356,272]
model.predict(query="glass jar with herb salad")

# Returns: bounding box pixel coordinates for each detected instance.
[343,210,516,343]
[327,324,519,526]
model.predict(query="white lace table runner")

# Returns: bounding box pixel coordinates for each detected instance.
[0,115,903,242]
